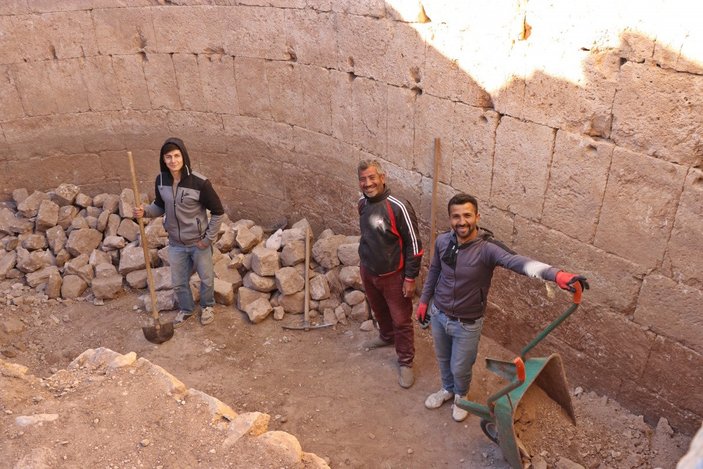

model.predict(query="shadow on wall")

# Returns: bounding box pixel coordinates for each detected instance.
[0,1,701,434]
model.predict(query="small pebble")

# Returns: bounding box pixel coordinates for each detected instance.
[140,439,150,447]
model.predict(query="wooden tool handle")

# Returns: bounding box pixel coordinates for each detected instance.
[127,151,160,321]
[303,226,311,322]
[429,138,441,261]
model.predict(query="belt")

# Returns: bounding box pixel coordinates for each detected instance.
[445,315,476,325]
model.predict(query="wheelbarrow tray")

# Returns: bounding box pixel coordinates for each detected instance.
[482,353,575,469]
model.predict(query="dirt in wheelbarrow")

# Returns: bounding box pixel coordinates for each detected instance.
[0,290,692,468]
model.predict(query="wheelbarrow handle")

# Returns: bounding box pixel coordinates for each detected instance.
[487,357,526,413]
[514,357,526,383]
[519,282,583,359]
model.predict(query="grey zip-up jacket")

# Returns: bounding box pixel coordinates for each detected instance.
[143,138,224,247]
[419,229,559,319]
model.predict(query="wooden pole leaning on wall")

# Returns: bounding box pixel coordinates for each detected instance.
[429,138,441,262]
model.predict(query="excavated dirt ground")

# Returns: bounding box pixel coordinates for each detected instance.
[0,288,693,468]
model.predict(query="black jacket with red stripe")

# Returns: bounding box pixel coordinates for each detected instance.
[358,187,423,279]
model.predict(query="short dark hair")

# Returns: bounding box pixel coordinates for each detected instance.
[448,193,478,214]
[162,143,180,154]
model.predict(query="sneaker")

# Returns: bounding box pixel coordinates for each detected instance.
[200,306,215,326]
[398,366,415,388]
[425,388,454,409]
[452,395,469,422]
[173,311,194,328]
[362,336,394,350]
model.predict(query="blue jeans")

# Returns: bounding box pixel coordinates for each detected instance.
[430,302,484,397]
[168,243,215,313]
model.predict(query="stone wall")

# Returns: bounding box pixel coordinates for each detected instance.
[0,1,701,433]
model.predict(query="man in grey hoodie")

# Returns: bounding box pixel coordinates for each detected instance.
[417,193,588,421]
[134,137,225,327]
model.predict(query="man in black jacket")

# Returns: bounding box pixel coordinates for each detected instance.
[357,160,423,388]
[134,137,225,327]
[417,193,588,421]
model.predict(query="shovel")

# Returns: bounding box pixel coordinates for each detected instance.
[127,151,174,344]
[282,226,333,331]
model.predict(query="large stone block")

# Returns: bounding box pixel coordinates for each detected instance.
[143,53,181,111]
[423,26,493,108]
[197,53,238,115]
[522,52,618,138]
[351,77,387,158]
[111,55,152,111]
[638,336,703,423]
[81,56,122,112]
[612,62,703,167]
[594,148,686,269]
[634,274,703,354]
[266,61,305,127]
[512,217,646,313]
[330,69,353,143]
[0,16,26,64]
[0,65,24,119]
[289,127,356,181]
[385,85,415,171]
[286,10,339,70]
[545,306,654,382]
[234,57,271,118]
[450,105,499,202]
[66,228,102,257]
[150,6,219,54]
[663,169,703,286]
[492,117,555,220]
[93,8,157,55]
[542,131,613,242]
[412,93,453,183]
[337,14,423,88]
[172,53,206,112]
[221,6,288,59]
[617,382,701,436]
[48,59,91,114]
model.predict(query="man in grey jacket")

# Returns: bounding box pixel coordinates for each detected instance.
[416,193,588,421]
[134,137,225,327]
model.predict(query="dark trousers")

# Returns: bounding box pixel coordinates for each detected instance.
[360,266,415,367]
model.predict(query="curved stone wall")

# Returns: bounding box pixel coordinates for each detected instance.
[1,1,701,433]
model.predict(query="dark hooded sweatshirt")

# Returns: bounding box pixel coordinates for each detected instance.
[419,228,559,319]
[143,138,225,247]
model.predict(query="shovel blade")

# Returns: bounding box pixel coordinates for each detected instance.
[142,321,174,344]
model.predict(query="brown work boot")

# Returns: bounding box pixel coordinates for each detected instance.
[398,366,414,388]
[362,336,393,350]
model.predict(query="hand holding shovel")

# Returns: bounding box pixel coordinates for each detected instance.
[127,151,174,344]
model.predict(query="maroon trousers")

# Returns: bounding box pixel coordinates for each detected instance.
[360,267,415,367]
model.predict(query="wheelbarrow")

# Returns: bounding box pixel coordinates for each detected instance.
[455,283,584,469]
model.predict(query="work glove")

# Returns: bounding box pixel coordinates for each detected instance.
[555,271,590,293]
[416,302,430,328]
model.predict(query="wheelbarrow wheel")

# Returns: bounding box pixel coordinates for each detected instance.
[480,419,499,444]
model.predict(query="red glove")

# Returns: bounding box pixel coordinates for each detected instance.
[556,271,590,293]
[416,303,428,322]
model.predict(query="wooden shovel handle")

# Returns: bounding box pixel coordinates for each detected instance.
[303,226,311,322]
[127,151,160,322]
[429,138,441,261]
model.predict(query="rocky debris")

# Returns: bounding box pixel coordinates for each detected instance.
[511,385,693,469]
[0,348,329,468]
[0,184,369,328]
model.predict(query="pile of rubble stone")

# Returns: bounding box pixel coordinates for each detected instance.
[0,184,369,326]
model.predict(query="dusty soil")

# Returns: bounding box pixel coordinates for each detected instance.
[0,286,692,468]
